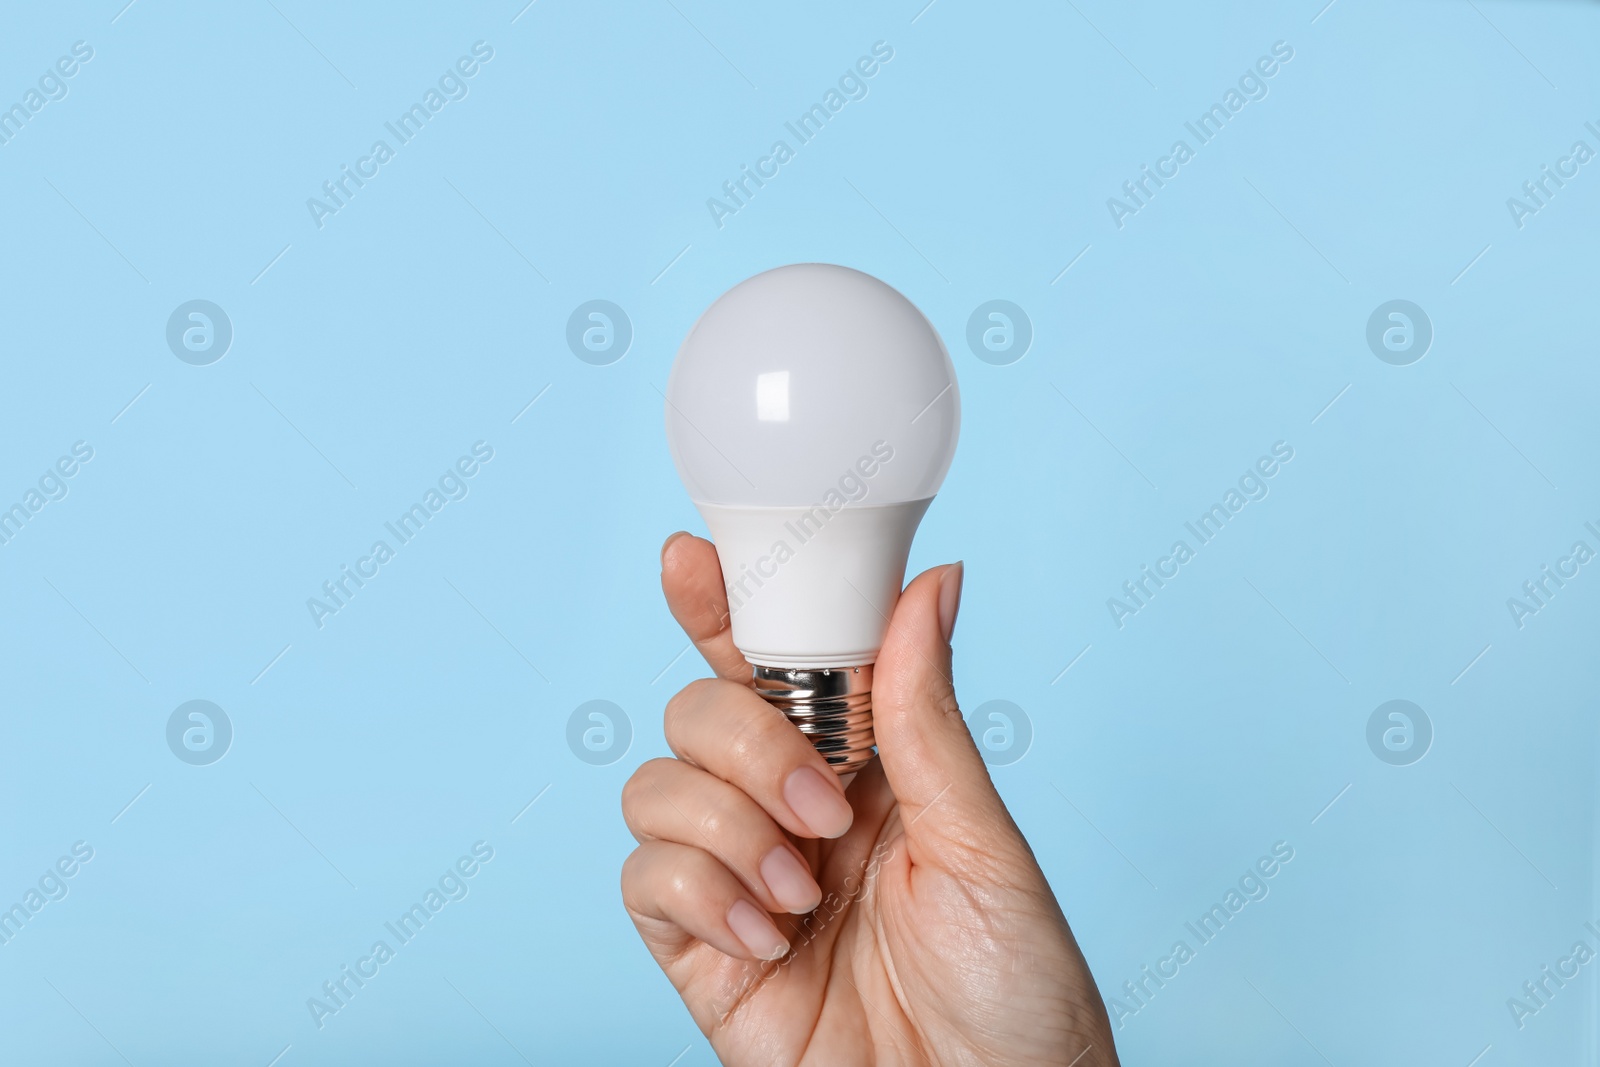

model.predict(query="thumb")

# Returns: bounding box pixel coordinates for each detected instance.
[871,562,1009,850]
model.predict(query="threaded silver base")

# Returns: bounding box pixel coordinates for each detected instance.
[752,664,875,774]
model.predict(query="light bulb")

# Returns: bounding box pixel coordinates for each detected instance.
[665,264,960,772]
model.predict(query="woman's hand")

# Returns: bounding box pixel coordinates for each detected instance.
[620,532,1120,1066]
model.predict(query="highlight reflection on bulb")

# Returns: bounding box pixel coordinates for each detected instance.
[665,263,960,772]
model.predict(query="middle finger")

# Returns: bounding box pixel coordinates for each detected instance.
[623,757,823,915]
[663,678,856,842]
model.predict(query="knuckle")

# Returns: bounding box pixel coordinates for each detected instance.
[697,801,734,843]
[685,676,723,701]
[932,687,963,726]
[725,704,784,768]
[724,722,760,767]
[662,677,723,739]
[665,857,699,902]
[911,669,961,724]
[619,765,648,812]
[619,846,649,903]
[661,683,697,734]
[620,762,665,831]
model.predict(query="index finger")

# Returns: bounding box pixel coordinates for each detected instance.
[661,531,753,685]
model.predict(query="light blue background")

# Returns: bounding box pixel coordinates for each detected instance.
[1,1,1596,1063]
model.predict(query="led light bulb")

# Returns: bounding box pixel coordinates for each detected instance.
[665,264,960,772]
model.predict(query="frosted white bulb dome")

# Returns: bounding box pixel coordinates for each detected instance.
[666,263,959,509]
[665,264,960,676]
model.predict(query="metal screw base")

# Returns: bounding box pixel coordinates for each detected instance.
[752,664,875,774]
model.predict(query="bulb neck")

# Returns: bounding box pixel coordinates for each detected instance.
[751,663,875,774]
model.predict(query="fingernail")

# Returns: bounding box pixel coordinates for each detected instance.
[938,561,964,643]
[660,531,690,566]
[761,847,823,914]
[784,766,854,839]
[727,899,789,960]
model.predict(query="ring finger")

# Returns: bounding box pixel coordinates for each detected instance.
[623,757,823,915]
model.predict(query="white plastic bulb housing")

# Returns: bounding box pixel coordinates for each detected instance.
[665,264,959,769]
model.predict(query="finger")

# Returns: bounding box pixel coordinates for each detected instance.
[872,562,1013,848]
[622,758,823,914]
[621,840,791,961]
[664,677,854,841]
[661,532,752,684]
